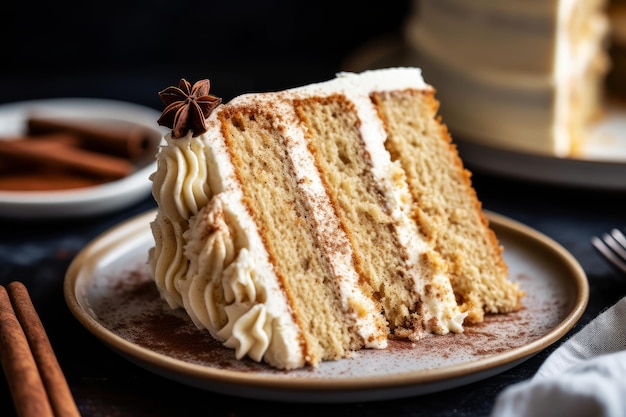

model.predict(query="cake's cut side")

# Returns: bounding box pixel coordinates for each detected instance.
[296,95,419,331]
[148,69,524,370]
[217,102,388,365]
[371,88,524,322]
[294,92,465,338]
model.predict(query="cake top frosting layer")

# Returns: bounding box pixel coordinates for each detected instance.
[156,67,433,141]
[289,67,431,98]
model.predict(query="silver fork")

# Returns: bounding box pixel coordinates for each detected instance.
[591,228,626,274]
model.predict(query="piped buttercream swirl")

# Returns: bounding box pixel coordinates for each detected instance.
[151,135,211,220]
[150,116,306,369]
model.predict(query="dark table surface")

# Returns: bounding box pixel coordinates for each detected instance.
[1,2,626,415]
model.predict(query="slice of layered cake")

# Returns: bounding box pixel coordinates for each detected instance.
[148,68,524,369]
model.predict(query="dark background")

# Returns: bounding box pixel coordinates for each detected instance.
[2,3,626,416]
[1,1,411,109]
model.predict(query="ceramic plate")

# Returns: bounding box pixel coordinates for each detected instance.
[344,39,626,190]
[0,98,166,219]
[64,209,588,403]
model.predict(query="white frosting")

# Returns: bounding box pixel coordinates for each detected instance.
[289,68,464,335]
[151,130,306,369]
[343,93,466,335]
[150,137,211,220]
[405,0,609,157]
[229,67,464,337]
[252,97,388,349]
[149,67,466,369]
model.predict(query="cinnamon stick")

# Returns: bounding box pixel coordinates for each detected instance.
[0,285,54,417]
[0,137,133,180]
[27,115,159,161]
[26,132,82,148]
[7,282,81,417]
[0,173,104,191]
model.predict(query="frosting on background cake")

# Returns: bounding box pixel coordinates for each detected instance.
[404,0,610,157]
[148,68,524,370]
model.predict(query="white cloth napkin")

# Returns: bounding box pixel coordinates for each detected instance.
[490,297,626,417]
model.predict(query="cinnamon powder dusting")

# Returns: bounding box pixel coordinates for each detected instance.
[87,265,570,377]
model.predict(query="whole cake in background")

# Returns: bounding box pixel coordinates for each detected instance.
[404,0,610,157]
[148,68,524,370]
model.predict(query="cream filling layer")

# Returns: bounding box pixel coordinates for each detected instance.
[337,74,466,335]
[285,68,465,335]
[236,94,390,349]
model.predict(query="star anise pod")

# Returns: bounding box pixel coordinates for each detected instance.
[157,78,222,138]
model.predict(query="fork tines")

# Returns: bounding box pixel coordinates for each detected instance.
[592,228,626,274]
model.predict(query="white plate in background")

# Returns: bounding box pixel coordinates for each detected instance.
[0,98,166,219]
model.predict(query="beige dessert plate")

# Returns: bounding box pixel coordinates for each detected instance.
[64,209,588,403]
[0,98,166,219]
